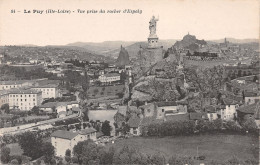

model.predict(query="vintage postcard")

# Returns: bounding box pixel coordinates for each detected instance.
[0,0,259,164]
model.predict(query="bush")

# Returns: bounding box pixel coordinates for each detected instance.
[1,146,10,164]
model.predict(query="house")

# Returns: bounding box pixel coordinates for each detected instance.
[217,98,239,121]
[30,84,59,99]
[204,105,218,121]
[39,102,58,113]
[0,80,36,91]
[127,115,141,136]
[236,102,260,122]
[98,73,120,84]
[189,112,208,122]
[51,128,97,157]
[56,101,79,116]
[244,92,260,105]
[0,90,9,108]
[114,106,127,128]
[155,101,187,119]
[56,102,67,114]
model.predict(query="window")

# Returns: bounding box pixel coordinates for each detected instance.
[21,99,22,101]
[29,95,30,97]
[162,109,164,112]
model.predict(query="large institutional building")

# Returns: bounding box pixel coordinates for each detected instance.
[8,89,43,111]
[31,84,59,99]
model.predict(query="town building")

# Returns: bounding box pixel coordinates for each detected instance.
[0,90,9,107]
[236,102,260,122]
[31,84,59,99]
[39,102,58,113]
[0,80,35,91]
[217,98,239,121]
[127,115,141,136]
[8,89,42,111]
[98,73,120,84]
[51,128,97,157]
[244,92,260,105]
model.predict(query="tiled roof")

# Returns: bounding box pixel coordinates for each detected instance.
[57,101,78,107]
[51,130,77,140]
[244,92,258,97]
[189,112,208,120]
[79,128,97,135]
[236,103,259,114]
[156,101,177,107]
[39,102,58,108]
[72,107,80,111]
[128,116,142,128]
[165,113,190,122]
[222,98,238,105]
[32,84,58,88]
[204,105,216,113]
[102,73,120,77]
[8,89,41,94]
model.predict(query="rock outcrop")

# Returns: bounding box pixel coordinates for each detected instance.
[116,45,130,66]
[173,33,207,52]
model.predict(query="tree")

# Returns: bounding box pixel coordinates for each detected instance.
[1,146,10,164]
[18,132,43,160]
[31,106,40,115]
[101,120,111,136]
[1,104,10,114]
[73,140,106,165]
[65,149,71,163]
[150,153,166,165]
[113,146,149,165]
[241,118,258,134]
[42,142,55,164]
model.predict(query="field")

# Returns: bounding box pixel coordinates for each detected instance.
[108,134,259,163]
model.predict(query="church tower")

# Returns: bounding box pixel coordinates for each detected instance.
[148,16,159,49]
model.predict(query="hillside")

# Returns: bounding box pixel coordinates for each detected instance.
[173,34,207,52]
[0,46,113,62]
[209,38,259,44]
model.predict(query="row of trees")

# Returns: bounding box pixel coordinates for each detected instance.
[70,140,166,165]
[141,119,258,137]
[68,139,258,165]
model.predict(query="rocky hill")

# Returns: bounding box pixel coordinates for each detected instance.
[116,46,130,66]
[173,34,207,52]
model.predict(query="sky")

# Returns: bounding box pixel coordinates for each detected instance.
[0,0,259,46]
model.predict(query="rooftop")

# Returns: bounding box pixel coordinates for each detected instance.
[39,102,58,108]
[101,73,120,77]
[8,89,41,94]
[32,84,58,88]
[51,130,78,140]
[156,101,177,107]
[189,112,208,120]
[236,102,259,114]
[222,98,238,105]
[79,128,97,135]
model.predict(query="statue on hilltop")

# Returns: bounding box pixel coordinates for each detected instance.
[149,15,159,35]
